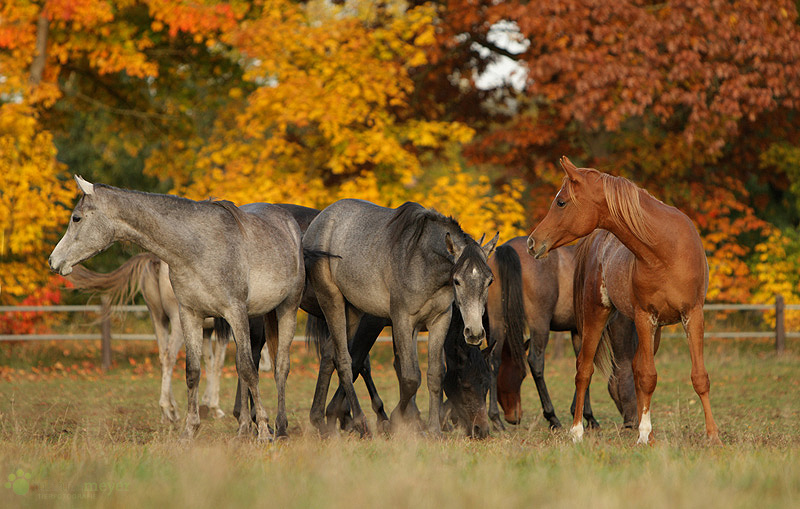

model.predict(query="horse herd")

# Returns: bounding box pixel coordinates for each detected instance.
[48,157,722,445]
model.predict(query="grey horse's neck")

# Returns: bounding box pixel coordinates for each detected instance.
[97,185,222,268]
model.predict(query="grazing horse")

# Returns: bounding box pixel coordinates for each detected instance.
[315,307,494,438]
[49,177,305,441]
[67,255,229,422]
[303,199,497,435]
[527,157,720,444]
[488,238,638,430]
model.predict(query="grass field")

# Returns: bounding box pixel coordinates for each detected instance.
[0,335,798,508]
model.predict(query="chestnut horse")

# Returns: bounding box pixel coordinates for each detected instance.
[527,157,720,444]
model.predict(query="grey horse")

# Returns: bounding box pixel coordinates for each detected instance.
[303,199,497,435]
[67,254,229,423]
[49,176,305,441]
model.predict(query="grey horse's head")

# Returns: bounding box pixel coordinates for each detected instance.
[446,232,499,346]
[49,176,115,276]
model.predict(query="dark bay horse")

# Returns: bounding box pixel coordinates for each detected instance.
[68,254,229,422]
[303,199,497,435]
[527,157,720,444]
[488,238,638,430]
[49,176,305,441]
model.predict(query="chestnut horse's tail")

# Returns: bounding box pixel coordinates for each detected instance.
[573,231,616,378]
[67,253,159,320]
[494,244,528,372]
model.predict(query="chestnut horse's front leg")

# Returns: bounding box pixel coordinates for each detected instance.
[571,304,612,443]
[632,308,659,445]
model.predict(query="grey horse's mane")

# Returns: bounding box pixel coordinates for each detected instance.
[93,184,247,236]
[388,202,468,252]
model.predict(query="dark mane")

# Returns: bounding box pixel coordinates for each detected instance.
[387,201,465,251]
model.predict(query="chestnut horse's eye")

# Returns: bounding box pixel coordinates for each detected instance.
[556,198,566,208]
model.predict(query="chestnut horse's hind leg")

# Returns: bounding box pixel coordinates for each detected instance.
[682,306,721,444]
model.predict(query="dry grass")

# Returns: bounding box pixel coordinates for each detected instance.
[0,337,798,508]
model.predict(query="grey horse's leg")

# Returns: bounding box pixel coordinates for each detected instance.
[390,318,423,429]
[310,334,337,435]
[310,302,366,436]
[273,299,299,438]
[227,309,271,442]
[424,309,451,435]
[178,309,204,440]
[201,326,227,419]
[528,328,562,429]
[153,310,179,424]
[569,330,601,429]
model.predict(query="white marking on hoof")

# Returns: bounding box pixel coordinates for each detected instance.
[570,423,584,443]
[637,408,652,444]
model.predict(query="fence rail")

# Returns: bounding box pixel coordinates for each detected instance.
[1,296,795,366]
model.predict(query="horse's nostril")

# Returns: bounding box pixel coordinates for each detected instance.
[527,236,535,252]
[464,327,471,338]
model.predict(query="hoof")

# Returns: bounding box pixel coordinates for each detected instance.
[585,418,601,430]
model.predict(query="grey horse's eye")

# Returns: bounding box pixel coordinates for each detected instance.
[453,278,461,286]
[72,215,82,223]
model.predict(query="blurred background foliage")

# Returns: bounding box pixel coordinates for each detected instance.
[2,0,800,322]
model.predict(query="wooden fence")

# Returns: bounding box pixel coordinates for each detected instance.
[1,296,796,370]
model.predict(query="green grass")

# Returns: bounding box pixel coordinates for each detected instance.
[0,337,798,508]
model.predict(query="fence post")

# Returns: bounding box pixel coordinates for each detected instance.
[101,294,112,371]
[775,293,786,355]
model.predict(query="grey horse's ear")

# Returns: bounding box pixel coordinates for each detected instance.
[75,175,95,195]
[445,232,463,259]
[477,233,486,245]
[482,232,499,259]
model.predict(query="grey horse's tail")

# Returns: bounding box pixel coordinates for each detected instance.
[573,231,615,378]
[305,314,328,359]
[494,244,529,372]
[66,253,159,321]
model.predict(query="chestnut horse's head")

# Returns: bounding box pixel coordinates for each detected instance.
[527,156,602,259]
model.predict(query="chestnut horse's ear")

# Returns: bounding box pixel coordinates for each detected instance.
[560,156,580,182]
[482,339,497,362]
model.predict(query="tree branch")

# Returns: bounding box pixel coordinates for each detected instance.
[29,12,49,85]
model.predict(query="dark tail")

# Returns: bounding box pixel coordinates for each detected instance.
[494,244,528,372]
[67,253,159,321]
[305,314,328,359]
[573,231,615,377]
[215,314,276,366]
[303,249,341,265]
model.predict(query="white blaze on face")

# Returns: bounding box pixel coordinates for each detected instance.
[570,422,584,443]
[638,407,652,444]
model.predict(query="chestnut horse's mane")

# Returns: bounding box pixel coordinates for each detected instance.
[564,170,657,246]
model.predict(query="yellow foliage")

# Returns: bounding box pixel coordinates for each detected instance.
[0,104,72,302]
[751,228,800,329]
